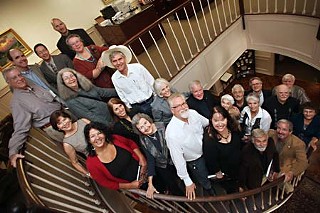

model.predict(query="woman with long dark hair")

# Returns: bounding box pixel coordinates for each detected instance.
[203,106,241,194]
[84,122,147,190]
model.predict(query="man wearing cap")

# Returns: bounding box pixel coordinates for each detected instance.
[3,66,64,168]
[103,45,155,117]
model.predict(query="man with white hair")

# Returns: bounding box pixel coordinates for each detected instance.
[272,73,310,104]
[2,67,64,168]
[231,84,247,111]
[104,45,155,117]
[165,93,214,200]
[187,80,219,119]
[239,129,279,190]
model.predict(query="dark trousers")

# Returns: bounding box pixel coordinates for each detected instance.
[131,96,154,118]
[154,164,184,196]
[186,156,212,191]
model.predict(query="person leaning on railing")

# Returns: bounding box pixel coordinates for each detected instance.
[50,110,91,177]
[2,66,64,168]
[84,122,147,190]
[132,113,184,199]
[238,129,280,192]
[268,119,308,192]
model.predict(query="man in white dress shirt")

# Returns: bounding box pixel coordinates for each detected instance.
[103,45,154,117]
[165,93,214,200]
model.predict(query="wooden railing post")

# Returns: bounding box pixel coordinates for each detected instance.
[238,0,246,29]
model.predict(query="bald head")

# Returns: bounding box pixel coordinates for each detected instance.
[7,49,28,70]
[276,84,290,104]
[51,18,68,36]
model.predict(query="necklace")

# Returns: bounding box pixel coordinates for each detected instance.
[218,130,230,139]
[147,132,158,140]
[76,47,96,63]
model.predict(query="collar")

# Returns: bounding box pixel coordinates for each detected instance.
[20,67,32,75]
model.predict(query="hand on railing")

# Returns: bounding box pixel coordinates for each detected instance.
[146,183,159,199]
[186,183,196,200]
[267,172,279,182]
[280,171,293,182]
[9,153,25,168]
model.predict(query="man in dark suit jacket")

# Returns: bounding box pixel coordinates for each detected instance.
[187,80,219,119]
[34,43,74,90]
[239,129,279,190]
[51,18,95,59]
[245,76,272,106]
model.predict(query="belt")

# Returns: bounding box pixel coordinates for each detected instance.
[134,95,154,106]
[41,123,52,130]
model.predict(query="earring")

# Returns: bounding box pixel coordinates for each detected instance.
[92,147,95,151]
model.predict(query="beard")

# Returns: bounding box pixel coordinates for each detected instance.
[180,109,190,119]
[254,144,267,152]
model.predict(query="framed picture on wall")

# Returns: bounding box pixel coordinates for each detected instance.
[102,0,113,5]
[0,28,32,71]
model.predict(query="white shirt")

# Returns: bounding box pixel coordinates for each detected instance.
[239,106,272,134]
[165,109,209,186]
[111,63,154,108]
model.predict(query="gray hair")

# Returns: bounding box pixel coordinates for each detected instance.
[167,92,186,108]
[231,84,244,94]
[153,78,171,97]
[282,73,295,82]
[251,129,267,139]
[246,93,260,103]
[277,119,293,132]
[109,51,125,61]
[65,34,83,47]
[57,68,93,100]
[221,94,234,105]
[188,80,202,92]
[2,66,19,82]
[131,113,154,135]
[249,77,262,87]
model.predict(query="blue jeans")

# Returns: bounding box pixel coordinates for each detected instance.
[187,156,212,190]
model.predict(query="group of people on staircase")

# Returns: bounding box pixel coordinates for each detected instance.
[3,18,317,201]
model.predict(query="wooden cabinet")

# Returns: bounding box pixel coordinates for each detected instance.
[95,6,164,55]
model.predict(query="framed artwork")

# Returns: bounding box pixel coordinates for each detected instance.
[0,28,32,71]
[102,0,113,5]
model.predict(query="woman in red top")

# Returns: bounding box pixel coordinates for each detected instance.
[84,122,147,190]
[66,34,114,88]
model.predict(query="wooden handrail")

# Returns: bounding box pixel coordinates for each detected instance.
[127,175,286,202]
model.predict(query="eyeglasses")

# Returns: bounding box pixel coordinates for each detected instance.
[62,74,76,81]
[171,102,187,109]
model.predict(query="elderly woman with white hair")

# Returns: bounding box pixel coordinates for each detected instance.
[150,78,176,126]
[239,93,272,143]
[221,94,240,119]
[57,68,117,127]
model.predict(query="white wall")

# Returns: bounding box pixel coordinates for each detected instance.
[0,0,106,88]
[171,19,247,92]
[245,15,320,70]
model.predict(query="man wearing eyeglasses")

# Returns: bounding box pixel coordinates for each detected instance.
[245,77,272,106]
[2,66,64,168]
[165,93,214,200]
